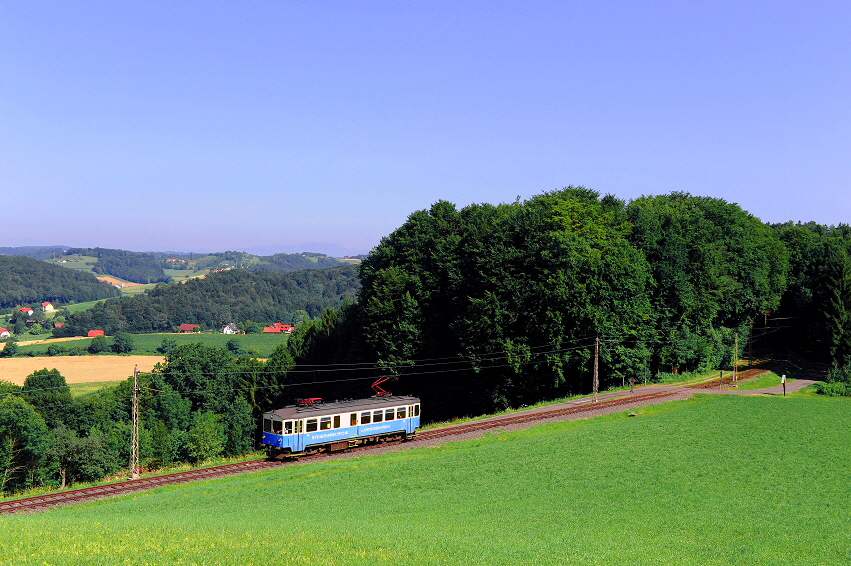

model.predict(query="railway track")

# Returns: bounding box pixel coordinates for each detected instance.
[0,389,680,515]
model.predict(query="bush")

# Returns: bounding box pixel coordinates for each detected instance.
[88,335,109,354]
[815,381,851,396]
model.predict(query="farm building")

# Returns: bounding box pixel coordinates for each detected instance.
[42,302,55,312]
[222,323,239,334]
[0,328,10,338]
[87,330,105,337]
[263,322,294,334]
[19,307,34,316]
[179,323,200,333]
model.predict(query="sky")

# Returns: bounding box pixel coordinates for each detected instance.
[2,1,849,255]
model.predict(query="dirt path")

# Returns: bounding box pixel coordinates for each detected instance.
[0,356,163,385]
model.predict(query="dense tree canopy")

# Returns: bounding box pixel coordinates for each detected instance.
[55,266,361,336]
[0,255,120,308]
[284,189,795,419]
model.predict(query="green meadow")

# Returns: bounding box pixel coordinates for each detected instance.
[1,394,848,564]
[16,332,288,357]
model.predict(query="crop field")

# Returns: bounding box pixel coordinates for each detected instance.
[0,356,161,386]
[1,394,848,564]
[14,332,287,358]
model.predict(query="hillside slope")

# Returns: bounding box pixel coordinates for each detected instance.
[0,255,120,308]
[55,265,360,335]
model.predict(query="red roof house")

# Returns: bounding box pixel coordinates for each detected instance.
[0,328,10,338]
[179,323,200,333]
[263,322,295,334]
[88,330,105,337]
[19,307,34,316]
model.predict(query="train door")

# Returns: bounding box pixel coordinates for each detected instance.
[292,419,305,452]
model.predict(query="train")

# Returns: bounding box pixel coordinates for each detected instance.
[261,394,421,458]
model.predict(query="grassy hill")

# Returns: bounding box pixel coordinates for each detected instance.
[1,394,848,564]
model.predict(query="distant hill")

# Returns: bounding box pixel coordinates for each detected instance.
[0,255,121,309]
[0,246,67,260]
[54,265,361,335]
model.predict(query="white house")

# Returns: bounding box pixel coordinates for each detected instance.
[42,302,55,312]
[222,323,239,334]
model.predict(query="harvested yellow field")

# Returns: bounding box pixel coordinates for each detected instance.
[0,356,163,386]
[96,276,145,287]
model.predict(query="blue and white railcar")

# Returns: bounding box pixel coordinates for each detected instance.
[261,396,421,457]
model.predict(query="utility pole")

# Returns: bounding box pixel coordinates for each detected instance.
[748,319,753,367]
[733,333,739,383]
[593,337,599,402]
[130,365,140,480]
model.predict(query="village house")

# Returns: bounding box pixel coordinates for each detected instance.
[179,323,200,333]
[19,307,34,316]
[87,329,105,337]
[0,328,10,339]
[263,322,295,334]
[42,302,55,312]
[221,323,239,334]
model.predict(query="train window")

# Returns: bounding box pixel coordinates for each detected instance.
[284,421,293,434]
[320,417,332,430]
[373,410,383,423]
[414,404,420,417]
[361,412,371,424]
[385,409,395,421]
[333,415,341,428]
[306,418,318,432]
[397,407,406,419]
[272,419,282,434]
[350,413,358,426]
[263,418,272,433]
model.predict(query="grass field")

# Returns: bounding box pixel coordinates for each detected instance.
[1,394,848,564]
[62,299,109,313]
[14,332,288,358]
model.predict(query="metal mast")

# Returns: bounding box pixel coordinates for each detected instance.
[593,336,599,402]
[130,365,140,480]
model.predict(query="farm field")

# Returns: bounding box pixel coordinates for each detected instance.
[0,356,161,386]
[1,394,848,564]
[14,332,288,358]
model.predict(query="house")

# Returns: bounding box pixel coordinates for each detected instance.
[53,322,64,329]
[263,322,294,334]
[222,323,239,334]
[19,307,34,316]
[0,328,10,338]
[179,323,200,333]
[42,302,55,312]
[88,329,105,337]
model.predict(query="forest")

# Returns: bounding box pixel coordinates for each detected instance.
[65,247,170,284]
[0,255,120,309]
[53,266,361,335]
[280,189,851,419]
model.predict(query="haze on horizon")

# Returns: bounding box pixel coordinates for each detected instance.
[2,2,849,254]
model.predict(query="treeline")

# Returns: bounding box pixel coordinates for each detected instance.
[0,246,66,260]
[66,248,169,284]
[280,189,851,420]
[0,255,120,309]
[254,252,344,272]
[54,266,361,335]
[0,342,294,494]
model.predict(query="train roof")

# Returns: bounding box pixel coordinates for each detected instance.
[264,395,420,420]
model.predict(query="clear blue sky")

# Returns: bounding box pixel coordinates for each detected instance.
[2,1,849,255]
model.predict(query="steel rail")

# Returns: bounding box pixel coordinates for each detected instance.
[0,389,681,514]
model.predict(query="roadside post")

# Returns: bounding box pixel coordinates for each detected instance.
[781,374,786,397]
